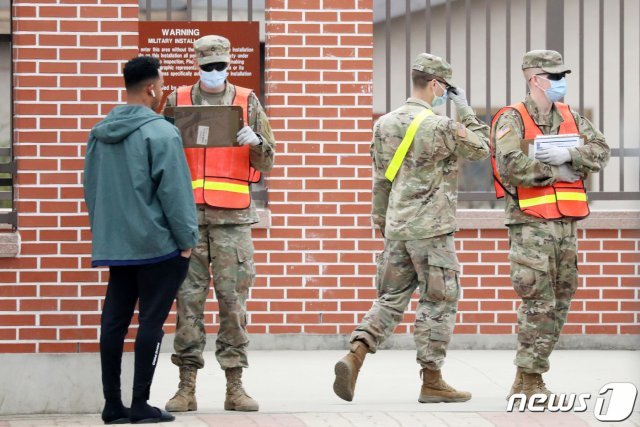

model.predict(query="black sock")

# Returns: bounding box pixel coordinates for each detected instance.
[130,397,160,421]
[101,398,129,422]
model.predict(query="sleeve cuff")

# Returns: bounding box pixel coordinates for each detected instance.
[250,133,268,153]
[569,147,582,169]
[457,105,475,120]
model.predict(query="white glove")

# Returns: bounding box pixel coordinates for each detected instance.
[535,146,572,165]
[237,126,260,146]
[555,164,581,183]
[448,87,469,110]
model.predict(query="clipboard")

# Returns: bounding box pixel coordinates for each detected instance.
[520,135,585,158]
[165,105,244,148]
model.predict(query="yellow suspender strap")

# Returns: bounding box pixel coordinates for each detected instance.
[384,108,434,182]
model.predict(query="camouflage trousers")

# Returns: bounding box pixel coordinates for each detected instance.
[171,208,255,370]
[508,220,578,374]
[351,234,461,371]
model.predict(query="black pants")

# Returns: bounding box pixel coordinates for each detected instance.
[100,255,190,401]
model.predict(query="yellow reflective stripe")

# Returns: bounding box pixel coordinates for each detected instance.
[384,108,434,182]
[519,191,587,208]
[518,194,557,208]
[203,181,250,194]
[192,179,250,194]
[556,192,587,202]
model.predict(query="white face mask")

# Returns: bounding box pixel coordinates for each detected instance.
[200,69,228,89]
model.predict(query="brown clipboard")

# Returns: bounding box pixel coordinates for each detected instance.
[166,105,244,148]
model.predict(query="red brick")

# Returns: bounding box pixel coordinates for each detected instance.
[39,343,79,353]
[20,299,58,311]
[480,325,513,334]
[79,6,119,18]
[0,344,37,353]
[289,0,320,8]
[101,20,138,33]
[14,20,58,32]
[585,325,617,334]
[266,11,303,21]
[59,328,98,340]
[39,6,78,17]
[602,313,635,323]
[0,315,36,326]
[251,314,284,324]
[269,325,302,334]
[40,285,79,297]
[602,265,635,275]
[0,329,17,340]
[19,328,58,340]
[19,271,58,283]
[60,20,98,32]
[585,230,619,239]
[620,229,640,238]
[271,301,303,311]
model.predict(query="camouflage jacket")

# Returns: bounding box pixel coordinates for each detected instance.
[164,82,276,225]
[371,98,490,241]
[493,95,609,225]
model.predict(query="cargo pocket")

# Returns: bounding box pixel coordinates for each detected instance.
[430,324,450,343]
[426,249,460,302]
[235,244,255,294]
[374,250,387,296]
[509,249,549,299]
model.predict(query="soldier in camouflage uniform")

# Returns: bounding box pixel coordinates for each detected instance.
[163,35,275,413]
[493,50,609,401]
[333,53,490,403]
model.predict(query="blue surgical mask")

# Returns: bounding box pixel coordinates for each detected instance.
[431,81,448,107]
[200,69,228,89]
[543,77,567,103]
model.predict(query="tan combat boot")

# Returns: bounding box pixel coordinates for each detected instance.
[224,367,259,411]
[506,367,525,401]
[522,372,555,406]
[418,368,472,403]
[165,366,198,412]
[333,340,368,402]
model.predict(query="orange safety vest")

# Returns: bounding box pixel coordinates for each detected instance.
[177,85,261,209]
[490,102,590,220]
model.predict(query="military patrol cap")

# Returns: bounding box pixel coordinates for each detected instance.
[194,35,230,65]
[411,53,455,87]
[521,50,571,74]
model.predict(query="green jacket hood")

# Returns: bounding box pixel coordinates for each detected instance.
[91,105,163,144]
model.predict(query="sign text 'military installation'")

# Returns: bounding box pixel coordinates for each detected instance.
[138,21,260,105]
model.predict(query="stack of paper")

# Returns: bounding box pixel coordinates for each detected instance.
[530,134,582,159]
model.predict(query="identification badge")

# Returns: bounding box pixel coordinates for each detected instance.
[196,125,209,146]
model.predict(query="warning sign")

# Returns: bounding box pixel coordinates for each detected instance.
[138,21,261,104]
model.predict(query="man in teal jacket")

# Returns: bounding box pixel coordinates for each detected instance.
[84,56,198,424]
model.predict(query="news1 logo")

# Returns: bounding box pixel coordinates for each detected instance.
[506,382,638,421]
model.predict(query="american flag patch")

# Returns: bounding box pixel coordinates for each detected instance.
[496,126,511,140]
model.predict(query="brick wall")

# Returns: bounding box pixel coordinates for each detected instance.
[1,0,638,354]
[3,0,139,353]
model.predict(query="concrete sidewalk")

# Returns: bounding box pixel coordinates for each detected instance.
[1,350,639,426]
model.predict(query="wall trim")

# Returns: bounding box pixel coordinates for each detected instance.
[456,209,640,229]
[161,333,640,352]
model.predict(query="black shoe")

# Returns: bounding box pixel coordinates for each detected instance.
[131,407,175,424]
[102,404,130,424]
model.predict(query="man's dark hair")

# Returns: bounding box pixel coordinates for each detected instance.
[123,56,161,91]
[411,70,440,89]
